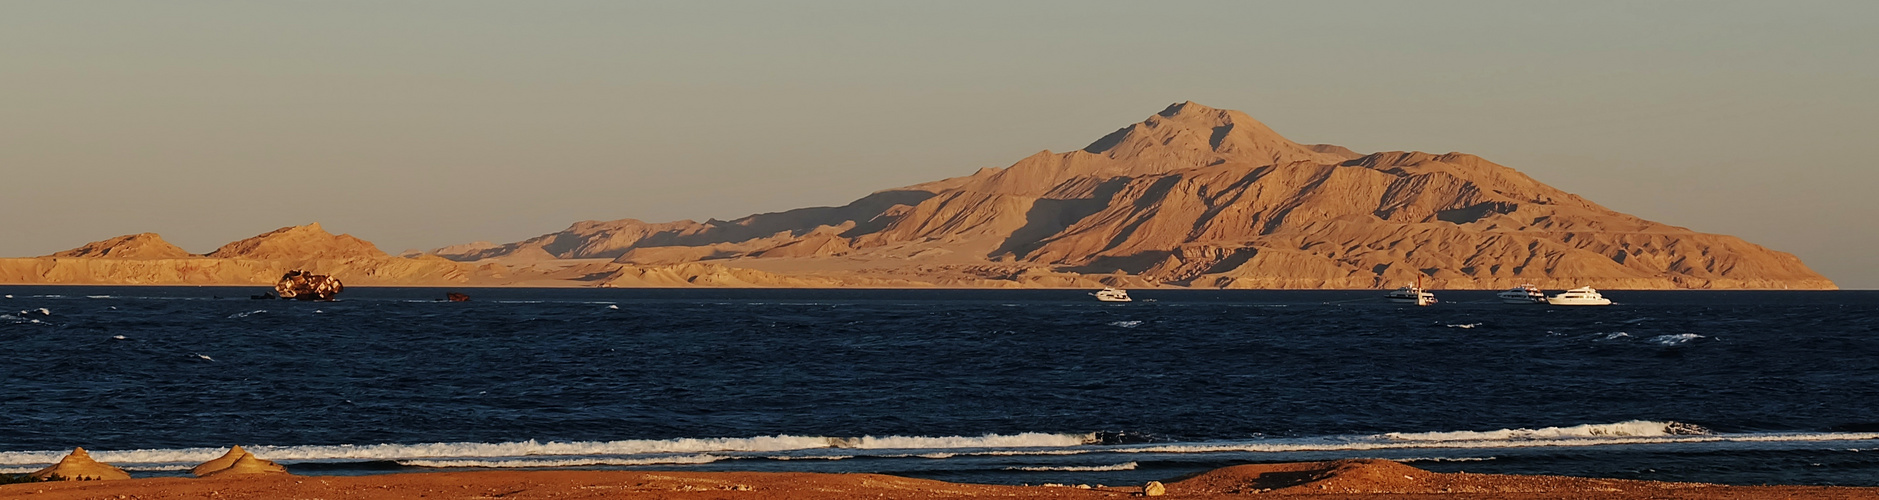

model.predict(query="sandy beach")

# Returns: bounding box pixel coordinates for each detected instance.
[7,460,1878,499]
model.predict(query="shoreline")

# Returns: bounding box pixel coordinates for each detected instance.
[1,283,1865,291]
[7,460,1878,499]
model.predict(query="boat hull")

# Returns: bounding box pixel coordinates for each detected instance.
[1546,298,1612,306]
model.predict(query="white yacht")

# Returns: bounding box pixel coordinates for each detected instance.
[1385,278,1437,306]
[1546,286,1612,306]
[1093,287,1132,302]
[1497,284,1547,304]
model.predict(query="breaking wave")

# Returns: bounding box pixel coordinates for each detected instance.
[0,433,1094,470]
[1008,462,1138,472]
[400,454,724,468]
[1649,333,1707,346]
[3,423,1875,473]
[1383,420,1708,441]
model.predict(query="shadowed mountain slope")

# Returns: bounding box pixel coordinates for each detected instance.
[433,101,1829,289]
[48,233,193,259]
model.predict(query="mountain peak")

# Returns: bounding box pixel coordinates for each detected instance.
[49,232,193,259]
[1156,100,1222,118]
[1082,101,1348,169]
[206,223,389,260]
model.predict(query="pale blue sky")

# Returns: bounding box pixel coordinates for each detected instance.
[3,1,1874,287]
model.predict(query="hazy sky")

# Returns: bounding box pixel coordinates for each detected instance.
[3,1,1875,287]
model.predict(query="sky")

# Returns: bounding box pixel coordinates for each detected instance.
[2,1,1875,287]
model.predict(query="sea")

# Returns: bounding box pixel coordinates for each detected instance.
[3,286,1877,487]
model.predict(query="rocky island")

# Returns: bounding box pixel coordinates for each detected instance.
[0,102,1835,289]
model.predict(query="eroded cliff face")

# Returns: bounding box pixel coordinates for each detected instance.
[418,101,1832,289]
[2,102,1836,289]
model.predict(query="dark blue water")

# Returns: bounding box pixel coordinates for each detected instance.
[3,287,1877,486]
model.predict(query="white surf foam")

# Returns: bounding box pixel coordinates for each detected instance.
[0,433,1092,469]
[1649,333,1706,346]
[1399,456,1497,463]
[400,454,723,468]
[7,426,1871,471]
[1108,320,1142,328]
[828,433,1090,449]
[228,310,266,319]
[1445,323,1480,329]
[1009,462,1138,472]
[1383,420,1694,441]
[0,463,192,473]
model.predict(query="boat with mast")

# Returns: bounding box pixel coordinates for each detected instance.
[1385,276,1437,306]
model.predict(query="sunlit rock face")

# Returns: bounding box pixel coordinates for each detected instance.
[275,270,343,300]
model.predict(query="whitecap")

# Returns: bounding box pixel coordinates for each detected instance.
[1445,323,1481,329]
[1108,320,1143,328]
[1648,333,1705,346]
[228,310,266,319]
[607,305,620,310]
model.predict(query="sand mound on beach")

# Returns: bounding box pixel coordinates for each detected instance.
[29,447,130,481]
[200,453,289,477]
[192,446,245,476]
[192,445,288,477]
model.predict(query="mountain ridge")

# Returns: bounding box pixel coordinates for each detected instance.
[1,102,1835,289]
[423,101,1831,290]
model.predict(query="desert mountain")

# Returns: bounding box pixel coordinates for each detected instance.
[2,102,1835,289]
[431,101,1833,289]
[3,224,475,286]
[48,233,192,259]
[206,222,389,260]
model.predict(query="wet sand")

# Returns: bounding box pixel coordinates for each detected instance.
[6,459,1877,499]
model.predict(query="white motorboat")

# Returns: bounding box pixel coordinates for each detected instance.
[1093,287,1132,302]
[1385,277,1436,306]
[1546,286,1612,306]
[1497,284,1547,304]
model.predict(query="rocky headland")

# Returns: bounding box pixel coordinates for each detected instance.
[0,102,1835,289]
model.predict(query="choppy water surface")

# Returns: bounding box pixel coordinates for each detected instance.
[3,287,1876,486]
